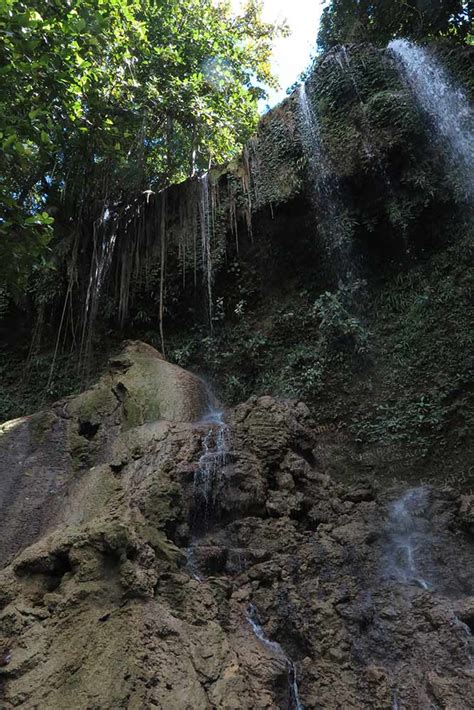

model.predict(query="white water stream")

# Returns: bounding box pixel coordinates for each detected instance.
[186,390,229,579]
[80,207,118,373]
[297,82,359,285]
[193,405,229,524]
[297,83,335,209]
[247,604,304,710]
[389,39,473,201]
[385,486,432,590]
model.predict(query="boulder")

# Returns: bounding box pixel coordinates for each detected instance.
[0,341,208,566]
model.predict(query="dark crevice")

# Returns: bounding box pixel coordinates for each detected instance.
[456,614,474,635]
[292,446,317,467]
[15,551,74,592]
[109,357,133,373]
[78,420,100,440]
[46,553,73,591]
[112,381,128,402]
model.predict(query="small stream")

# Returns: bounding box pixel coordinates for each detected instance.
[389,39,473,201]
[192,405,229,529]
[186,391,229,579]
[384,486,432,590]
[247,604,304,710]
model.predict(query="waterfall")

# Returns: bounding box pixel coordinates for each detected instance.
[388,39,473,200]
[297,83,334,205]
[297,82,358,285]
[246,605,304,710]
[188,388,229,552]
[185,545,202,582]
[288,663,304,710]
[247,604,283,655]
[186,395,229,578]
[199,174,214,328]
[384,486,432,590]
[193,408,229,523]
[391,689,399,710]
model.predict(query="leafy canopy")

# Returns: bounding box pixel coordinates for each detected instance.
[0,0,282,290]
[318,0,473,51]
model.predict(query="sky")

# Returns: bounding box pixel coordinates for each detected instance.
[232,0,326,110]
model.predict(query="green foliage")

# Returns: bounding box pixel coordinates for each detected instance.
[313,283,370,355]
[0,32,471,498]
[0,351,78,422]
[312,45,424,174]
[350,394,442,453]
[0,333,115,422]
[246,102,304,209]
[269,283,370,399]
[349,234,474,458]
[318,0,472,51]
[0,0,281,290]
[171,279,372,404]
[0,288,11,319]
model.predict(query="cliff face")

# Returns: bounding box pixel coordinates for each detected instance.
[0,41,473,708]
[1,43,472,493]
[0,343,473,709]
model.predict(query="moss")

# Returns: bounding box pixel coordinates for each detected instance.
[27,411,56,447]
[69,386,116,425]
[142,467,184,534]
[121,391,145,430]
[139,523,182,565]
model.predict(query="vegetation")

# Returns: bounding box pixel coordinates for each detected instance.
[0,4,472,487]
[318,0,472,51]
[0,0,282,290]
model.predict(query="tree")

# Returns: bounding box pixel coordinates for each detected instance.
[0,0,282,291]
[318,0,472,52]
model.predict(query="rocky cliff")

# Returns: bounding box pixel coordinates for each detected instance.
[0,38,473,710]
[0,343,473,709]
[1,43,472,495]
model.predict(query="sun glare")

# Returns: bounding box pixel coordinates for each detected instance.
[231,0,325,108]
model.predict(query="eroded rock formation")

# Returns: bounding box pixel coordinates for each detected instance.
[0,343,473,708]
[0,341,208,568]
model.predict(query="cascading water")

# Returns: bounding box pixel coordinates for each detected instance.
[247,605,282,654]
[297,83,335,208]
[388,39,473,200]
[199,174,214,328]
[391,690,399,710]
[185,545,202,582]
[297,82,357,285]
[384,486,432,590]
[186,389,229,578]
[246,605,304,710]
[193,406,229,526]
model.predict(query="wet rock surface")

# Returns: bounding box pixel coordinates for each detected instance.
[0,344,473,708]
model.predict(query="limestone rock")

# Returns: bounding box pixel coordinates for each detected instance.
[0,352,473,708]
[0,342,208,567]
